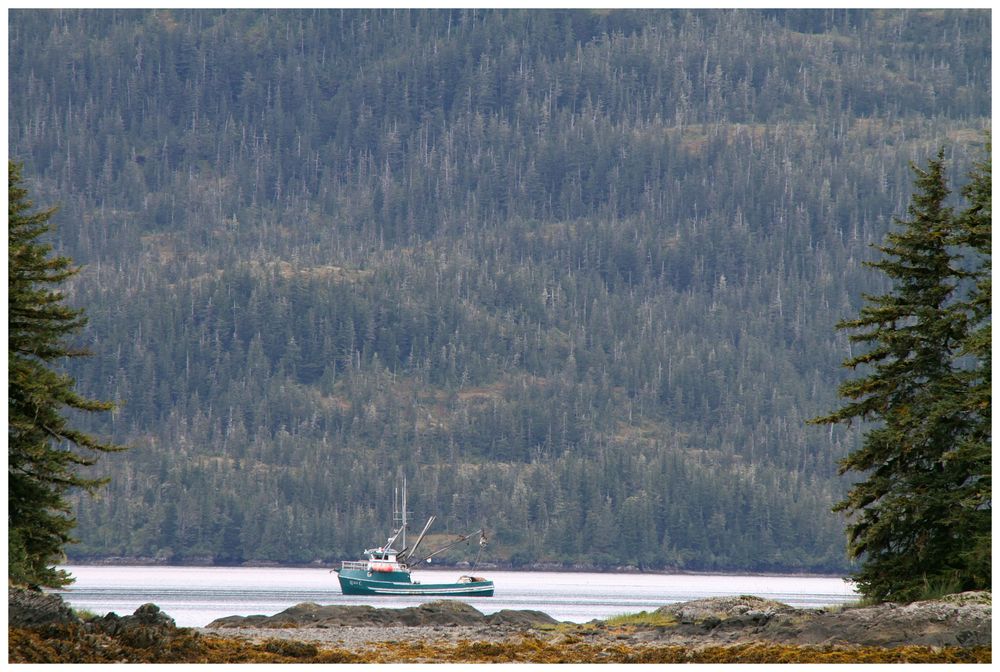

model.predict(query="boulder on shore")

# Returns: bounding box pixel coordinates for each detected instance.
[648,591,991,649]
[8,587,80,628]
[9,587,190,656]
[206,599,557,629]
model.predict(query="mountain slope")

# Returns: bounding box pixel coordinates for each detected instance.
[8,8,990,571]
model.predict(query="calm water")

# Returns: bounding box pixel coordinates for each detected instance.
[55,565,856,628]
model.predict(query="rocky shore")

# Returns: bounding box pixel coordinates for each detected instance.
[9,586,991,663]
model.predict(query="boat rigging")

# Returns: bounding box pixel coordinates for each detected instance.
[334,478,494,597]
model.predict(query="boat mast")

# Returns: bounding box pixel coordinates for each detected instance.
[393,477,410,552]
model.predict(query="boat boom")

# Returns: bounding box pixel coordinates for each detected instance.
[410,529,485,567]
[401,516,435,562]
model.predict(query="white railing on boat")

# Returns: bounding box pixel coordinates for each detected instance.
[341,561,368,570]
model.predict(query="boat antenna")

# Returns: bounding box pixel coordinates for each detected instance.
[387,477,410,551]
[401,478,407,552]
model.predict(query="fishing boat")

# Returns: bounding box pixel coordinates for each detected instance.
[335,480,494,597]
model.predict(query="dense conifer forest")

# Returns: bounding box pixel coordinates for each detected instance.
[8,9,990,573]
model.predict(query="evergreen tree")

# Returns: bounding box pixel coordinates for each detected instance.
[812,150,988,602]
[8,161,125,588]
[942,139,991,590]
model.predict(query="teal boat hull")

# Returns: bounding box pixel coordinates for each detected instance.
[337,568,494,597]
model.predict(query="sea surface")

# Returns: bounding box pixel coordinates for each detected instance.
[58,565,857,627]
[55,565,857,628]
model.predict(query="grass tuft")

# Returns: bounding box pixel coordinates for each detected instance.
[71,608,100,620]
[603,610,677,628]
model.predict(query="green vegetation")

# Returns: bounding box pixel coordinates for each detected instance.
[8,162,125,588]
[70,608,101,620]
[812,146,991,602]
[603,610,676,628]
[7,9,991,572]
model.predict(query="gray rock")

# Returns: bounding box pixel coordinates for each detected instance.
[8,587,80,628]
[655,594,793,625]
[85,602,182,648]
[486,608,558,627]
[776,592,992,648]
[205,599,557,629]
[646,591,991,649]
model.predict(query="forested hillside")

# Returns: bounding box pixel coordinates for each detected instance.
[8,9,990,573]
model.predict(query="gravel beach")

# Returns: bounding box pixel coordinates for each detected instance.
[197,623,514,648]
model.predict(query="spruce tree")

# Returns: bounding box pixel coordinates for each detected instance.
[943,139,991,590]
[812,150,979,602]
[8,161,125,588]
